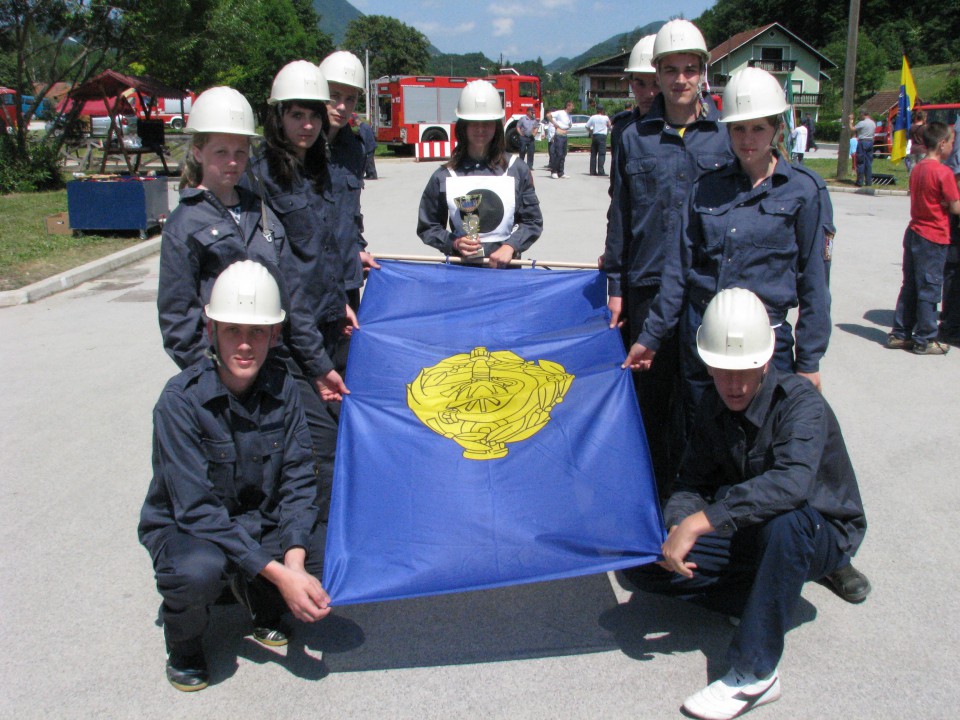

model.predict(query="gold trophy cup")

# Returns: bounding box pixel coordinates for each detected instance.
[454,193,484,258]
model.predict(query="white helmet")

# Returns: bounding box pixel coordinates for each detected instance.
[186,86,258,136]
[652,19,710,65]
[205,261,286,325]
[721,67,789,123]
[696,288,774,370]
[269,60,330,105]
[456,80,504,121]
[319,51,365,91]
[625,35,657,74]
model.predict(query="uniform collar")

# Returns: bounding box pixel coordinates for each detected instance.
[641,93,722,129]
[741,364,781,429]
[193,355,285,406]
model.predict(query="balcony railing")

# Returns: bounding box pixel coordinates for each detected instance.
[792,92,823,106]
[747,59,798,73]
[709,86,823,107]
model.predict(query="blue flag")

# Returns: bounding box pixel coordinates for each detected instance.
[323,261,665,605]
[891,56,917,164]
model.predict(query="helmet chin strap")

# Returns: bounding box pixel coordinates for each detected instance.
[205,322,223,366]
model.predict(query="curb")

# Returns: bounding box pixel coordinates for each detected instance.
[826,184,908,197]
[0,235,161,308]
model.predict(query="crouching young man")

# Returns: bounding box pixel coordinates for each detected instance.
[624,288,868,720]
[139,261,331,692]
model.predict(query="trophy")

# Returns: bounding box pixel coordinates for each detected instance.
[454,193,484,258]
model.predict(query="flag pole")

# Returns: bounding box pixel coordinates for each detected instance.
[374,254,599,269]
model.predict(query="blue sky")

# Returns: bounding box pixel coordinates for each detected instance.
[349,0,716,65]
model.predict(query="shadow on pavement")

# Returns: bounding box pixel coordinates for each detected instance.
[316,574,622,672]
[600,584,818,682]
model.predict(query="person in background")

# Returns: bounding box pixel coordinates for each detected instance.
[140,261,331,692]
[625,288,867,720]
[543,110,556,172]
[357,115,378,179]
[517,105,540,170]
[850,110,876,187]
[586,104,611,176]
[905,108,926,173]
[417,80,542,268]
[790,119,807,163]
[801,112,817,151]
[886,121,960,355]
[549,100,574,179]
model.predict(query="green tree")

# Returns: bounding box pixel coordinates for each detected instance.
[343,15,429,80]
[198,0,333,116]
[121,0,216,90]
[0,0,129,188]
[822,30,886,102]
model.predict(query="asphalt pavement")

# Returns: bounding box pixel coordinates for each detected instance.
[2,150,958,719]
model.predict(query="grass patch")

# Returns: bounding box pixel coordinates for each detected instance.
[803,156,909,189]
[0,189,143,291]
[882,62,959,101]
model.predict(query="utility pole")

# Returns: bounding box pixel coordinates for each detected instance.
[364,48,371,125]
[836,0,860,179]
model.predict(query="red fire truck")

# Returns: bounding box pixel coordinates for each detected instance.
[1,86,19,131]
[374,70,542,156]
[124,89,197,130]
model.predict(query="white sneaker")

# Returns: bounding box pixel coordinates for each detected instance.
[682,668,781,720]
[551,172,559,179]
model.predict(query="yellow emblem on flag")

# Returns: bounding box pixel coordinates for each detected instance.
[407,347,574,460]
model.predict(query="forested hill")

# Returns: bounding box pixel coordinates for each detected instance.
[695,0,959,70]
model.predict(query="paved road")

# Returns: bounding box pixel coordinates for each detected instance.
[2,151,958,719]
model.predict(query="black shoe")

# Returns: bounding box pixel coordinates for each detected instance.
[166,652,209,692]
[253,624,291,647]
[230,574,290,647]
[821,563,871,603]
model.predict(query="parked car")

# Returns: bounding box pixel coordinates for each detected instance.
[46,113,138,140]
[567,114,591,138]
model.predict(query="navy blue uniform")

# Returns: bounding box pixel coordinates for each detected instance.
[603,94,732,494]
[247,154,349,520]
[138,357,324,655]
[627,367,866,679]
[639,154,832,421]
[417,155,543,258]
[328,125,369,305]
[157,186,333,380]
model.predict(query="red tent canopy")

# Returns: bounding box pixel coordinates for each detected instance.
[67,69,185,103]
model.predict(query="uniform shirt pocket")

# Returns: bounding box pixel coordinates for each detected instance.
[696,153,731,176]
[754,197,802,249]
[624,156,658,197]
[193,222,244,273]
[271,191,313,246]
[201,438,238,505]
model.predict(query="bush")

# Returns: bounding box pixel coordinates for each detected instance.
[0,136,63,194]
[815,120,841,142]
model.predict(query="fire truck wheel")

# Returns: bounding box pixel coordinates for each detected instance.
[505,126,521,152]
[170,117,184,130]
[421,128,448,143]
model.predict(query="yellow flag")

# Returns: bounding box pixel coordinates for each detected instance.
[891,56,917,164]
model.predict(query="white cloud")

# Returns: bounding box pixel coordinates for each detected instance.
[416,20,476,35]
[493,17,514,36]
[489,2,523,14]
